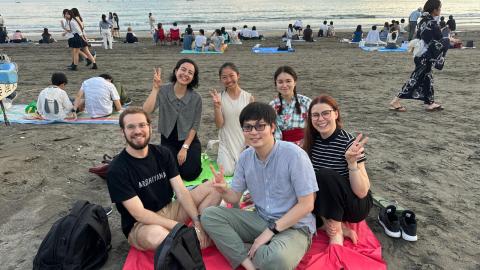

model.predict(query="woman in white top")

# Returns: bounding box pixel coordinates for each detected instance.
[61,9,88,66]
[210,62,253,176]
[386,29,399,49]
[68,9,97,70]
[365,25,386,46]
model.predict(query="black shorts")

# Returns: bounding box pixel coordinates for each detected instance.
[294,26,302,31]
[69,33,88,48]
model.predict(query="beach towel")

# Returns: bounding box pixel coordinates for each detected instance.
[360,46,408,52]
[0,104,119,124]
[340,38,359,44]
[183,153,233,187]
[123,221,386,270]
[252,47,295,54]
[180,50,223,54]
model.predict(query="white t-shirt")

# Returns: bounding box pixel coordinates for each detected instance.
[194,35,207,48]
[81,77,120,118]
[320,24,329,34]
[365,30,382,44]
[240,28,251,38]
[251,30,259,38]
[61,19,74,39]
[37,86,73,120]
[294,20,303,28]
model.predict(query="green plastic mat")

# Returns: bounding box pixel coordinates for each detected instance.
[372,194,405,214]
[183,153,233,187]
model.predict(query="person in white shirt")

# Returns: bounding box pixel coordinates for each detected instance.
[318,20,329,37]
[36,72,74,120]
[229,27,241,44]
[293,19,303,35]
[365,25,386,45]
[73,74,122,118]
[194,29,207,51]
[239,25,251,40]
[148,13,156,32]
[386,29,399,49]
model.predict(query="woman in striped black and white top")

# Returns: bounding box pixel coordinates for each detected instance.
[303,94,372,246]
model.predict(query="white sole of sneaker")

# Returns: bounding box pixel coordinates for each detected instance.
[378,216,401,238]
[401,229,418,241]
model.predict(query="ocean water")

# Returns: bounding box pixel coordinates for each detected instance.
[0,0,479,36]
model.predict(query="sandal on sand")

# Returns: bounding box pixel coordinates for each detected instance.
[425,105,444,112]
[389,106,407,112]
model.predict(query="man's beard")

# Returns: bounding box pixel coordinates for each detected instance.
[125,132,151,150]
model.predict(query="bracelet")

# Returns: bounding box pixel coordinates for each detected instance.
[348,167,359,172]
[182,144,189,150]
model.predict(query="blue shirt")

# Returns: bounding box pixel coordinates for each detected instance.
[231,140,319,234]
[409,10,422,22]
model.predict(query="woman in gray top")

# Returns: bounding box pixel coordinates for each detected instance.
[143,58,203,180]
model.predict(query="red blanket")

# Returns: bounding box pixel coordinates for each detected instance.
[122,221,386,270]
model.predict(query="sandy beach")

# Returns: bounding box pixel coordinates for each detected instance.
[1,30,479,269]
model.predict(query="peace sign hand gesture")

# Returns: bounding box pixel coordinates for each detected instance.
[209,164,228,194]
[345,133,368,167]
[152,67,162,91]
[209,89,222,109]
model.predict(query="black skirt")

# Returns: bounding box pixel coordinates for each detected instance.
[69,33,88,48]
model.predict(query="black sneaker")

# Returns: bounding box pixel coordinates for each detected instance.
[400,210,418,241]
[103,206,113,216]
[86,58,92,66]
[91,63,98,70]
[378,205,401,238]
[68,64,77,71]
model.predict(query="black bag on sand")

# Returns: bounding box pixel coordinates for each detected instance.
[33,200,111,270]
[154,223,205,270]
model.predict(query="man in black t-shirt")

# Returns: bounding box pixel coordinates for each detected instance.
[107,107,221,251]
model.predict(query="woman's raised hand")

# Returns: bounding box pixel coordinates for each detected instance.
[152,67,162,91]
[209,89,222,109]
[345,133,368,166]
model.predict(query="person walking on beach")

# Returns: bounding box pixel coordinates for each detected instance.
[143,59,203,181]
[68,8,97,70]
[112,13,120,38]
[106,107,221,251]
[210,62,253,176]
[99,14,113,49]
[269,66,311,145]
[390,0,447,112]
[201,102,318,270]
[408,7,423,41]
[148,13,156,32]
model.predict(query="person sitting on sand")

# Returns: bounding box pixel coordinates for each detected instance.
[250,26,263,40]
[169,22,180,45]
[194,29,207,51]
[318,20,328,37]
[446,15,456,31]
[0,28,8,43]
[201,102,318,270]
[39,28,56,44]
[286,23,294,39]
[11,30,27,43]
[182,27,194,50]
[125,27,138,43]
[239,25,251,40]
[365,25,386,45]
[327,21,335,37]
[72,74,122,118]
[448,32,462,48]
[400,18,408,33]
[379,22,389,41]
[230,27,240,44]
[208,29,227,52]
[106,107,221,252]
[36,72,75,120]
[351,25,363,42]
[210,62,253,176]
[303,25,314,42]
[293,19,303,35]
[220,27,230,44]
[385,28,399,49]
[269,66,311,145]
[143,59,203,181]
[303,94,372,246]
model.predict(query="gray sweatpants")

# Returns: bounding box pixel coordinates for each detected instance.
[201,206,311,270]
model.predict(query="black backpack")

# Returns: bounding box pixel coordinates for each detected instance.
[154,223,205,270]
[33,200,112,270]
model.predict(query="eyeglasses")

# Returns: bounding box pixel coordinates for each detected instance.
[311,110,334,120]
[125,122,150,130]
[242,122,268,132]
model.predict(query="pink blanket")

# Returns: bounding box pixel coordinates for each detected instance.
[122,221,386,270]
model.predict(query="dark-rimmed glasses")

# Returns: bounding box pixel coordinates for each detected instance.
[311,110,334,120]
[242,122,267,132]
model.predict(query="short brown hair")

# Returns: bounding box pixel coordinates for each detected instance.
[119,107,151,129]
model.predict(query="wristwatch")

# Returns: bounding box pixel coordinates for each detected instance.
[182,144,189,150]
[267,221,279,234]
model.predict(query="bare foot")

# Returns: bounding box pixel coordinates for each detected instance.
[342,224,358,245]
[329,232,344,246]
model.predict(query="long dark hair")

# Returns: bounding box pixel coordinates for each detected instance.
[102,14,107,23]
[423,0,442,14]
[67,9,83,31]
[71,8,82,22]
[274,66,301,115]
[302,95,343,157]
[170,58,199,89]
